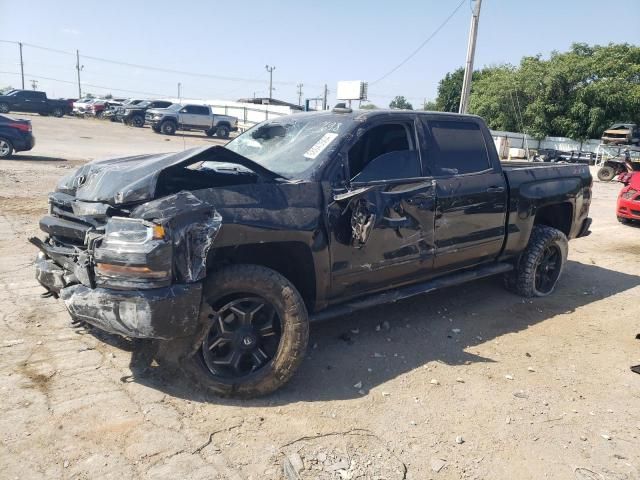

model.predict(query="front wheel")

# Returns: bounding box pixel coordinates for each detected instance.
[160,121,176,135]
[52,107,64,118]
[181,264,309,398]
[0,137,14,158]
[504,225,568,297]
[130,115,144,128]
[597,166,616,182]
[0,103,9,114]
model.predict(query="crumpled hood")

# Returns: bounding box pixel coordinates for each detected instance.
[56,145,215,205]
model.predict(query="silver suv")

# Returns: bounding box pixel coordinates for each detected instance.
[145,104,239,138]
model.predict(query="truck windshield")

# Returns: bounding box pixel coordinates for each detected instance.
[225,114,350,178]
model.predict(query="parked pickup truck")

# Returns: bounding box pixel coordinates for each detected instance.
[145,103,238,138]
[31,109,592,398]
[0,90,71,117]
[116,99,173,127]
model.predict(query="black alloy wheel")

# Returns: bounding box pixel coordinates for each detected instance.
[131,115,144,127]
[534,245,562,294]
[202,296,281,379]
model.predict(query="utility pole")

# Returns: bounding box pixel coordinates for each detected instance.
[19,42,25,89]
[30,79,38,91]
[75,50,82,99]
[265,65,275,100]
[458,0,482,114]
[296,83,303,106]
[322,84,328,110]
[178,82,181,102]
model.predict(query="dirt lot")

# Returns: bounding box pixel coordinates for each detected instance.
[1,115,639,480]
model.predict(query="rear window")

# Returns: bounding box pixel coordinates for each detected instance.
[425,120,491,175]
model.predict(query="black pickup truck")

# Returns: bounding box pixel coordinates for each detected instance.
[0,90,71,117]
[31,109,592,397]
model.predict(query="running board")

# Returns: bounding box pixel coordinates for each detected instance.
[310,262,513,322]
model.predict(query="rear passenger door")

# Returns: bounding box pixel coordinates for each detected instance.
[421,117,507,271]
[180,105,211,128]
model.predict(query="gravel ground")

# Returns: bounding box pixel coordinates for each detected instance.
[1,115,639,480]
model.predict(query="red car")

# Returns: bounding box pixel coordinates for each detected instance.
[617,172,640,224]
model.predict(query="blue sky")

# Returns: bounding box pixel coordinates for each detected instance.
[0,0,638,107]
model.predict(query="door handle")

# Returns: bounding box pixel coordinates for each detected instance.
[486,186,505,193]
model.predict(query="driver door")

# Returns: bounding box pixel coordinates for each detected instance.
[327,117,436,300]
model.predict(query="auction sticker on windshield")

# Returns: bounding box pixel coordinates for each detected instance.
[304,133,339,159]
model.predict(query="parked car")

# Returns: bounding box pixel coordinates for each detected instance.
[616,172,640,224]
[0,90,71,117]
[108,99,145,122]
[145,103,238,138]
[87,100,123,118]
[72,98,98,116]
[601,123,640,145]
[117,100,173,127]
[0,114,35,159]
[30,109,592,397]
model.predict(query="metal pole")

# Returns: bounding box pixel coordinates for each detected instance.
[458,0,482,114]
[297,83,303,106]
[178,82,181,102]
[19,42,25,89]
[265,65,275,100]
[322,84,328,110]
[76,50,82,99]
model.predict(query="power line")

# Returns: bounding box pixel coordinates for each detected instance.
[371,0,467,85]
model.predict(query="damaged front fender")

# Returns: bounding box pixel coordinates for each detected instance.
[131,191,223,283]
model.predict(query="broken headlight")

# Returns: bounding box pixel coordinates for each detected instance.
[103,217,165,246]
[94,217,172,288]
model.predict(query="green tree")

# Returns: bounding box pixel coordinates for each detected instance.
[389,96,413,110]
[360,103,378,110]
[434,43,640,140]
[422,100,438,111]
[0,85,14,94]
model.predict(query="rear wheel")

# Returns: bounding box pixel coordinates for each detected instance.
[0,103,9,114]
[181,264,309,398]
[504,225,568,297]
[216,125,230,139]
[52,107,64,118]
[597,166,616,182]
[0,137,14,159]
[160,121,176,135]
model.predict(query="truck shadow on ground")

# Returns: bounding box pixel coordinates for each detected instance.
[103,260,640,405]
[11,154,68,162]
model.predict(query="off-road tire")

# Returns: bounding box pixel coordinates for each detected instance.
[160,120,176,135]
[597,166,615,182]
[181,264,309,398]
[0,103,9,113]
[504,225,568,297]
[130,115,144,127]
[216,125,230,139]
[0,137,14,159]
[52,107,64,118]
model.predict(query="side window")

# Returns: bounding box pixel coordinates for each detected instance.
[348,123,420,183]
[425,120,491,175]
[192,106,209,115]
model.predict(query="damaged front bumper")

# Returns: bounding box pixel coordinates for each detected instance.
[35,253,203,340]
